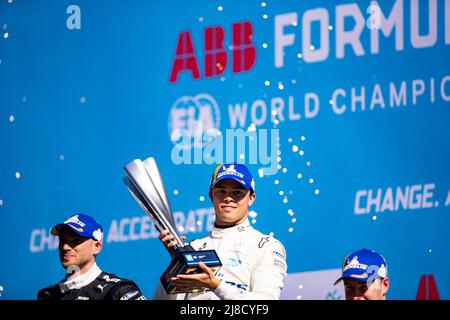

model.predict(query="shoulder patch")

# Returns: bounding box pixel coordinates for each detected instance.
[120,290,140,300]
[273,250,286,260]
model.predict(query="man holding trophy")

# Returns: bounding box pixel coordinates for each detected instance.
[123,158,287,300]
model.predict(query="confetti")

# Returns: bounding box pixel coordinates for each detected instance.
[258,169,264,178]
[249,210,258,218]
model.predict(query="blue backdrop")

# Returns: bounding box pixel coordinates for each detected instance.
[0,0,449,299]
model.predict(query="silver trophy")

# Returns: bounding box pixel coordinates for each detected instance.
[123,157,222,294]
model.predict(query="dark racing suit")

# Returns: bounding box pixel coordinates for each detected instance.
[38,265,145,300]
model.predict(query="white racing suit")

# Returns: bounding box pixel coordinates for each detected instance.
[153,219,287,300]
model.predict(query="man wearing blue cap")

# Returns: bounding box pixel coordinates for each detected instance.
[334,249,390,300]
[37,214,146,300]
[153,163,288,300]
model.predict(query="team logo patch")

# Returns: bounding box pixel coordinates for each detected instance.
[378,264,388,278]
[64,215,86,227]
[273,251,286,259]
[92,228,103,241]
[120,290,139,300]
[102,275,121,283]
[273,258,287,271]
[344,256,368,272]
[238,226,247,232]
[226,257,242,267]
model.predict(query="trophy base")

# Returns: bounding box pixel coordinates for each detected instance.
[160,249,222,294]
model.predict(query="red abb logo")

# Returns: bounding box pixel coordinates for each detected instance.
[416,274,440,300]
[169,22,256,83]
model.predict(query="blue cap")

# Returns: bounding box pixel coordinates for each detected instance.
[51,214,104,242]
[210,163,255,192]
[334,249,388,285]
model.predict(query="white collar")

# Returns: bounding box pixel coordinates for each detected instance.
[211,219,251,239]
[60,263,102,290]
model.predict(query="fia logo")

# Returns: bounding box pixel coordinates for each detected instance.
[169,93,221,149]
[185,254,194,262]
